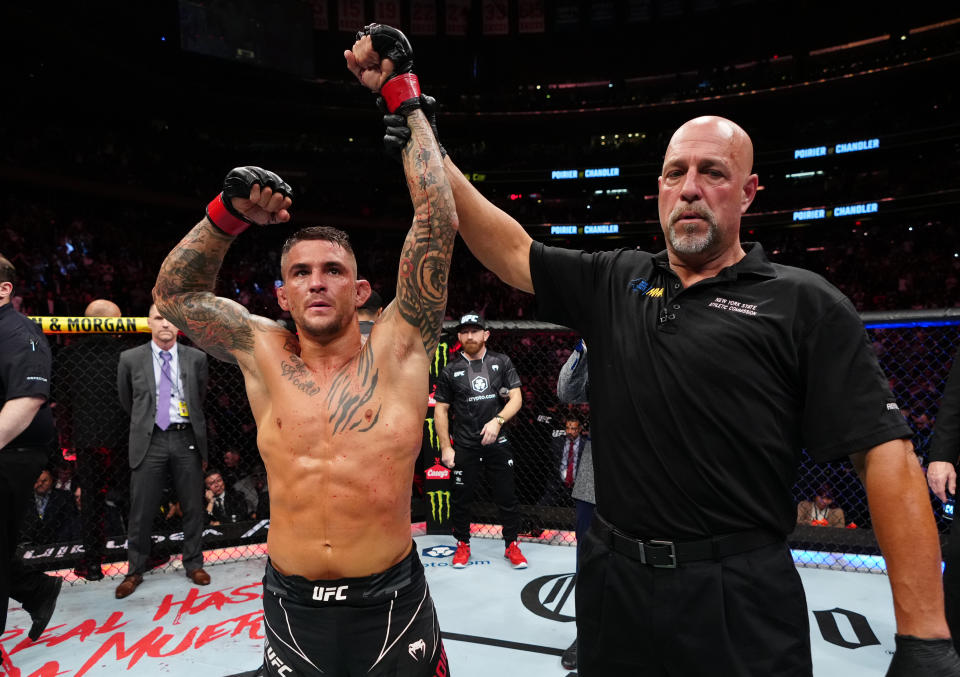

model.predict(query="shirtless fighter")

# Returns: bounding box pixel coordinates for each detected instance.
[152,27,456,676]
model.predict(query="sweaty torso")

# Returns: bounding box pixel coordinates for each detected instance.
[246,330,427,579]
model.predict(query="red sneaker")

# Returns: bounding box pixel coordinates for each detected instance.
[452,541,471,568]
[504,541,528,569]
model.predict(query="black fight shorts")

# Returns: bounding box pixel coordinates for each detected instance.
[262,545,450,676]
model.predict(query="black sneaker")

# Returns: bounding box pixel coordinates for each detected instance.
[28,576,63,642]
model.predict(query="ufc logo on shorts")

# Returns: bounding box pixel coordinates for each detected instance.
[266,642,293,676]
[312,584,349,601]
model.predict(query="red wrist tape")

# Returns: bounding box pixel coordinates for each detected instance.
[205,193,251,236]
[380,73,421,113]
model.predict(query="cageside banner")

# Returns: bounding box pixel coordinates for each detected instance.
[29,315,151,334]
[17,520,270,570]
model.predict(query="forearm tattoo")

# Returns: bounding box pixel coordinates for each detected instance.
[279,341,382,435]
[153,220,254,362]
[397,111,458,355]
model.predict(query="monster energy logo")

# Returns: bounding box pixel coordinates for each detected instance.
[428,490,451,523]
[425,418,439,451]
[432,341,449,377]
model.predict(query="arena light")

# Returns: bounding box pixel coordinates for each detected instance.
[865,320,960,330]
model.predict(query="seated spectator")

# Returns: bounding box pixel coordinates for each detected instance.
[220,448,258,513]
[22,469,75,544]
[797,483,846,528]
[53,459,77,493]
[204,469,251,525]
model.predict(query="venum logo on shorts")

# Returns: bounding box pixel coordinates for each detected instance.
[471,376,488,392]
[312,584,348,601]
[266,640,293,676]
[408,638,427,661]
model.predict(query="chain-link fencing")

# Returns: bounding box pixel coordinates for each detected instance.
[19,311,960,583]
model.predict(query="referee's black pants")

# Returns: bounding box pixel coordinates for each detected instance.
[576,520,812,677]
[0,446,58,635]
[451,440,520,545]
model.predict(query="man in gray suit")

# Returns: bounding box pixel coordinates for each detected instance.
[557,339,594,672]
[115,304,209,598]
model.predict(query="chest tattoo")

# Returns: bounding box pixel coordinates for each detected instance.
[279,344,382,435]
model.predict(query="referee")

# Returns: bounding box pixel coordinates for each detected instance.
[0,253,62,641]
[429,113,958,674]
[434,312,528,569]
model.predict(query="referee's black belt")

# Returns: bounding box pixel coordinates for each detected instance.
[155,422,190,432]
[592,513,783,568]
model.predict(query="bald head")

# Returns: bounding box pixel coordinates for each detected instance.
[85,299,122,318]
[657,116,759,265]
[665,116,754,176]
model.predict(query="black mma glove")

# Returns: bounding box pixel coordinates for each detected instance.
[382,94,445,162]
[886,634,960,676]
[357,23,421,115]
[205,166,292,236]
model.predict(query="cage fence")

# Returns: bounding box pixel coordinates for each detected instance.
[20,310,960,582]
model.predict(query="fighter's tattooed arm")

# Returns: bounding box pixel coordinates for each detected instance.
[153,219,262,363]
[393,109,459,355]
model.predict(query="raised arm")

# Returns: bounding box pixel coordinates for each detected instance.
[390,109,458,355]
[152,168,292,366]
[345,25,457,356]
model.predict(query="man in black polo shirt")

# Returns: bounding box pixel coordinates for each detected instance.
[420,116,957,674]
[0,253,63,642]
[434,312,528,569]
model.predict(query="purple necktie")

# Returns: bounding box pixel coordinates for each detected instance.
[157,351,172,430]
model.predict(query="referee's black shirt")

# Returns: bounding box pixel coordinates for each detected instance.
[0,303,55,449]
[530,241,911,539]
[435,349,521,448]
